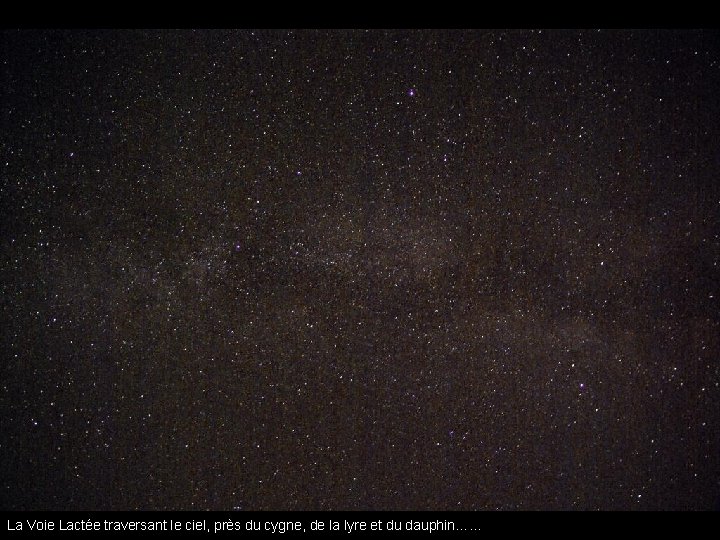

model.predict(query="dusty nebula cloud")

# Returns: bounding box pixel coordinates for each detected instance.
[1,29,719,510]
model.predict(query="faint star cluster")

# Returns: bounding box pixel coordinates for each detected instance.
[0,29,719,511]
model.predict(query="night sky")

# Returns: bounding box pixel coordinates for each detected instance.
[1,29,719,511]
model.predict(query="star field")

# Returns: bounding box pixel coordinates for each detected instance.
[1,29,719,510]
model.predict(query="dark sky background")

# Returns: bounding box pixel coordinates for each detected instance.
[1,29,718,510]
